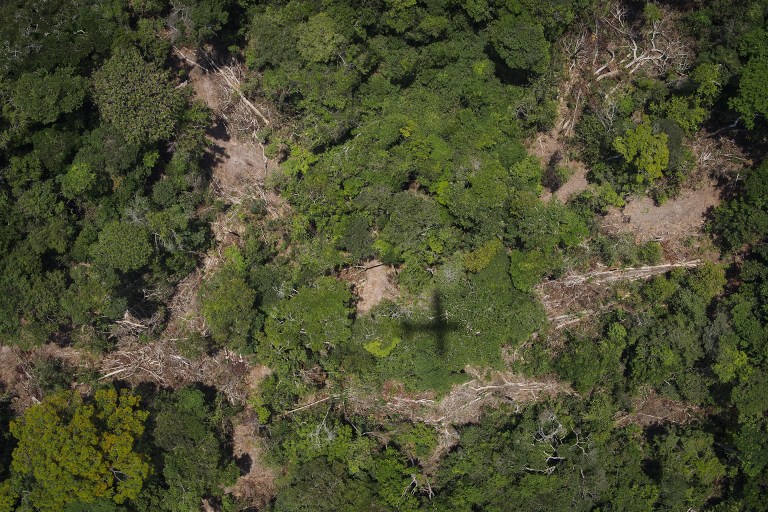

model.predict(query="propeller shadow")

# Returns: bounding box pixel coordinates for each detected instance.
[400,290,460,355]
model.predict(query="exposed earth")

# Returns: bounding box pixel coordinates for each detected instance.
[602,180,721,243]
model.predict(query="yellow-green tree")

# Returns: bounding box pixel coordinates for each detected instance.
[613,119,669,184]
[1,388,150,511]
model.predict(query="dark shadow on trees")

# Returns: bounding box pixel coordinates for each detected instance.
[400,289,460,355]
[236,453,252,475]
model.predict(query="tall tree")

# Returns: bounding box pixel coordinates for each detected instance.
[93,48,182,145]
[1,388,150,511]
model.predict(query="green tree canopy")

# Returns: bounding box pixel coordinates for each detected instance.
[147,387,239,511]
[730,57,768,129]
[10,67,88,124]
[297,12,346,63]
[93,48,182,145]
[91,221,153,272]
[613,119,669,183]
[59,162,98,200]
[489,14,550,76]
[1,388,149,512]
[263,277,353,366]
[200,261,259,351]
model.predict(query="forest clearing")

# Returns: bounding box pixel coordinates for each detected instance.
[1,0,767,510]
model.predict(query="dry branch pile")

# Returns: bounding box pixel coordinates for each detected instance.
[554,260,700,287]
[690,131,753,186]
[537,260,702,329]
[588,4,691,82]
[99,340,257,403]
[615,389,702,427]
[173,46,273,137]
[109,310,165,343]
[342,369,573,471]
[552,2,693,139]
[0,345,96,412]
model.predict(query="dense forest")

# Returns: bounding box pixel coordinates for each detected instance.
[0,0,767,510]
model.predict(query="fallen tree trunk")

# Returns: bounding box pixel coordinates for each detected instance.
[172,46,271,127]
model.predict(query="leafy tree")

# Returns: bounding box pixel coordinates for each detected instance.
[168,0,231,42]
[10,67,88,124]
[508,248,560,292]
[272,459,388,512]
[653,428,726,508]
[613,119,669,183]
[433,403,660,512]
[734,417,768,478]
[1,388,149,511]
[0,0,123,84]
[506,193,587,253]
[730,57,768,129]
[653,95,708,135]
[93,48,182,144]
[262,277,352,367]
[297,13,346,63]
[59,162,98,200]
[376,191,456,266]
[145,387,239,511]
[489,14,550,76]
[61,265,126,329]
[556,322,628,393]
[274,410,422,511]
[463,239,503,273]
[27,356,73,397]
[91,221,153,272]
[200,262,259,351]
[712,160,768,249]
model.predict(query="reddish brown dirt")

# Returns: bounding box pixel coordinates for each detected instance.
[225,414,277,508]
[87,49,284,507]
[163,49,288,341]
[339,260,400,314]
[222,365,277,508]
[178,47,283,214]
[551,162,589,202]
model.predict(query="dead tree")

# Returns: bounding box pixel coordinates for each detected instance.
[591,4,691,82]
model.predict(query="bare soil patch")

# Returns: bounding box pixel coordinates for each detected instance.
[339,260,400,314]
[88,50,285,409]
[163,49,288,342]
[224,366,277,508]
[551,161,590,202]
[533,133,591,203]
[225,413,277,509]
[177,47,284,215]
[602,180,721,244]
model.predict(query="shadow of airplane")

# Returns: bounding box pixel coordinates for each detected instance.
[401,290,460,355]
